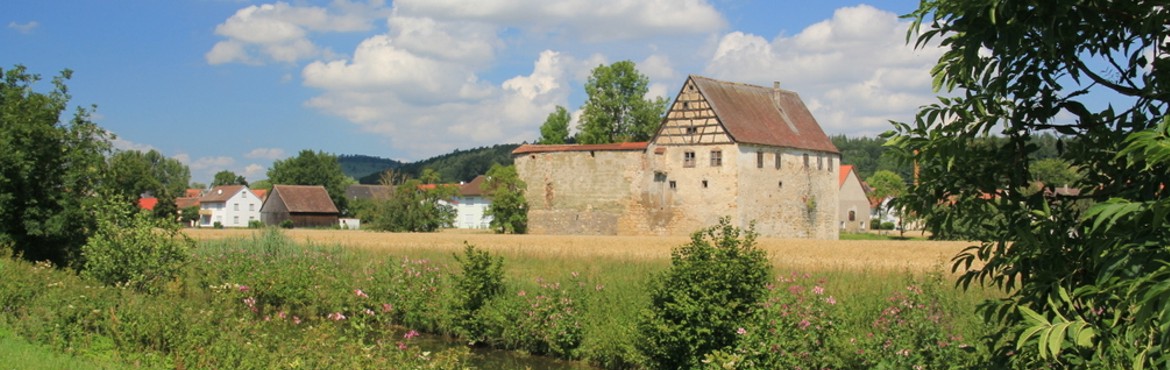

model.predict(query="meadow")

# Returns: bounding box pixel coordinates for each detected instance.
[0,228,998,369]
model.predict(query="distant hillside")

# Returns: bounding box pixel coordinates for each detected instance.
[338,154,405,181]
[356,144,521,184]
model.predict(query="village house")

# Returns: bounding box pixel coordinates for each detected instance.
[452,175,492,229]
[260,185,339,228]
[837,165,871,232]
[514,75,840,239]
[199,185,262,227]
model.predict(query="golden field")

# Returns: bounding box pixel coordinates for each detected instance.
[184,228,974,273]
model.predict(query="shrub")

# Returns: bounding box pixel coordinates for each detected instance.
[247,220,264,229]
[638,217,771,369]
[280,220,294,229]
[870,218,882,230]
[451,243,505,342]
[81,200,192,294]
[213,221,223,229]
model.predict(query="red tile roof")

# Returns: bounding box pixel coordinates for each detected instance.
[137,197,158,211]
[270,185,339,214]
[688,75,839,153]
[512,141,649,155]
[201,185,247,203]
[184,189,204,198]
[252,189,267,199]
[175,197,200,209]
[460,175,487,197]
[839,165,854,188]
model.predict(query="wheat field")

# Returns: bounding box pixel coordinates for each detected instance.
[184,228,975,273]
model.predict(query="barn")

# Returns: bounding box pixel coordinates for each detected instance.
[260,185,340,228]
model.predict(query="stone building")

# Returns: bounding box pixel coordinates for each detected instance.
[513,75,841,239]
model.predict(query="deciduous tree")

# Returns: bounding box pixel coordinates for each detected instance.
[576,61,668,144]
[211,170,247,187]
[108,149,190,219]
[892,1,1170,367]
[0,65,111,267]
[481,164,527,234]
[538,105,571,144]
[267,150,351,214]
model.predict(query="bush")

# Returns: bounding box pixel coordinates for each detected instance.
[280,220,294,229]
[81,199,192,294]
[451,243,504,343]
[870,218,882,230]
[638,217,771,369]
[880,221,896,230]
[248,220,264,229]
[213,221,223,229]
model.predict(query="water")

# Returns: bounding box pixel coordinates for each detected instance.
[411,333,595,369]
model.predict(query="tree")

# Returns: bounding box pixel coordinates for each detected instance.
[0,65,111,267]
[267,150,351,214]
[211,170,247,187]
[1028,158,1081,188]
[107,149,190,219]
[892,1,1170,367]
[538,105,571,144]
[481,164,527,234]
[865,170,906,226]
[366,178,456,232]
[576,61,668,144]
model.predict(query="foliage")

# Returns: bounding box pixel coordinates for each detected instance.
[0,65,111,268]
[893,1,1170,367]
[267,149,351,215]
[366,179,457,232]
[363,144,521,184]
[830,135,910,180]
[179,205,200,226]
[539,105,572,144]
[107,149,190,219]
[638,217,771,369]
[866,170,905,205]
[336,154,405,180]
[482,164,528,234]
[279,219,293,229]
[80,197,192,294]
[249,179,272,190]
[1028,158,1081,188]
[577,60,668,144]
[451,243,505,342]
[210,170,247,187]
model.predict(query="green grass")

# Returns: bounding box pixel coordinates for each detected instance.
[0,323,117,370]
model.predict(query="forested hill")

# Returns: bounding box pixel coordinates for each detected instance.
[337,154,406,181]
[351,144,521,184]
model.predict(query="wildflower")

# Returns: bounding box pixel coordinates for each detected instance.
[595,284,605,291]
[363,308,375,316]
[518,290,526,297]
[328,312,347,321]
[826,296,837,305]
[277,311,287,320]
[238,285,250,292]
[812,285,825,295]
[397,341,408,350]
[354,289,368,298]
[404,330,420,339]
[736,327,747,335]
[799,319,811,330]
[292,316,302,325]
[382,303,393,313]
[571,271,579,278]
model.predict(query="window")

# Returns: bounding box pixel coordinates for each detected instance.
[249,204,255,211]
[233,216,239,225]
[710,150,722,167]
[756,151,764,168]
[684,151,696,167]
[669,180,677,189]
[829,157,834,172]
[654,171,667,182]
[775,152,782,169]
[682,102,690,109]
[778,181,784,188]
[849,210,856,221]
[686,126,698,135]
[803,154,809,169]
[234,203,239,211]
[818,155,824,170]
[702,180,709,188]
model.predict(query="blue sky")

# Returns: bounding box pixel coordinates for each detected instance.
[3,0,939,183]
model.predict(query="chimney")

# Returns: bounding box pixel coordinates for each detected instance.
[772,81,781,103]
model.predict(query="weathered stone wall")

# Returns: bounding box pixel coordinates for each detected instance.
[514,150,644,235]
[733,144,839,239]
[629,143,740,235]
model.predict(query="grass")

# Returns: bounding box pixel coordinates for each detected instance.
[0,322,122,370]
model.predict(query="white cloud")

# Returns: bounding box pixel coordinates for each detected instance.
[243,164,266,179]
[206,1,388,65]
[245,147,286,160]
[7,21,39,34]
[704,5,944,136]
[110,135,158,153]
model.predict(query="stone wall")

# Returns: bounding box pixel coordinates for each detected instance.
[514,149,645,235]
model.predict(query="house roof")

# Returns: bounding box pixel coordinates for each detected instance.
[688,75,839,154]
[252,189,268,200]
[201,185,248,203]
[184,188,204,198]
[175,196,200,209]
[460,175,487,197]
[512,141,649,155]
[270,185,339,214]
[137,197,158,211]
[346,184,393,200]
[839,165,854,187]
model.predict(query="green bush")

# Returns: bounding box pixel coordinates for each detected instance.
[638,217,771,369]
[451,243,505,343]
[870,218,882,230]
[280,220,294,229]
[81,200,192,294]
[247,220,264,229]
[213,221,223,229]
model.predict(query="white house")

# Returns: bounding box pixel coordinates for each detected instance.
[838,165,871,232]
[199,185,262,228]
[452,175,492,229]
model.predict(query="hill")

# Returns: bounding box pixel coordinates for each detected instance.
[337,154,405,181]
[354,144,521,184]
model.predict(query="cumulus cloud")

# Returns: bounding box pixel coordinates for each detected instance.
[7,21,39,34]
[245,147,286,160]
[206,1,387,65]
[110,135,158,153]
[243,164,266,179]
[704,5,944,136]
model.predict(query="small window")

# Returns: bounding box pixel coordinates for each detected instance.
[702,180,709,188]
[849,210,856,221]
[654,172,667,182]
[803,154,810,169]
[829,157,834,172]
[684,151,696,168]
[669,180,677,189]
[686,127,698,135]
[233,216,239,224]
[249,204,255,211]
[682,102,690,109]
[778,181,784,188]
[710,150,722,167]
[234,203,239,211]
[818,155,824,170]
[774,152,782,169]
[756,151,764,168]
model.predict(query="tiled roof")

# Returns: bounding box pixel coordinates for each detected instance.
[512,141,649,155]
[252,189,267,200]
[201,185,247,203]
[175,197,200,209]
[689,75,839,153]
[839,165,854,188]
[271,185,339,214]
[346,184,393,200]
[137,197,158,211]
[184,188,204,198]
[460,175,487,197]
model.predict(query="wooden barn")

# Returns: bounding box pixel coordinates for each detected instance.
[260,185,339,228]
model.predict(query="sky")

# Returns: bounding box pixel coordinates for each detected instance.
[3,0,944,184]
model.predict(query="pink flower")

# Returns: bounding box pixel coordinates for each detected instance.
[799,319,811,330]
[812,285,825,295]
[354,289,368,298]
[404,330,420,339]
[292,316,302,325]
[277,311,287,320]
[238,285,250,292]
[328,312,347,321]
[518,290,527,297]
[826,296,837,305]
[736,327,747,335]
[363,309,375,316]
[397,341,408,350]
[382,303,393,313]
